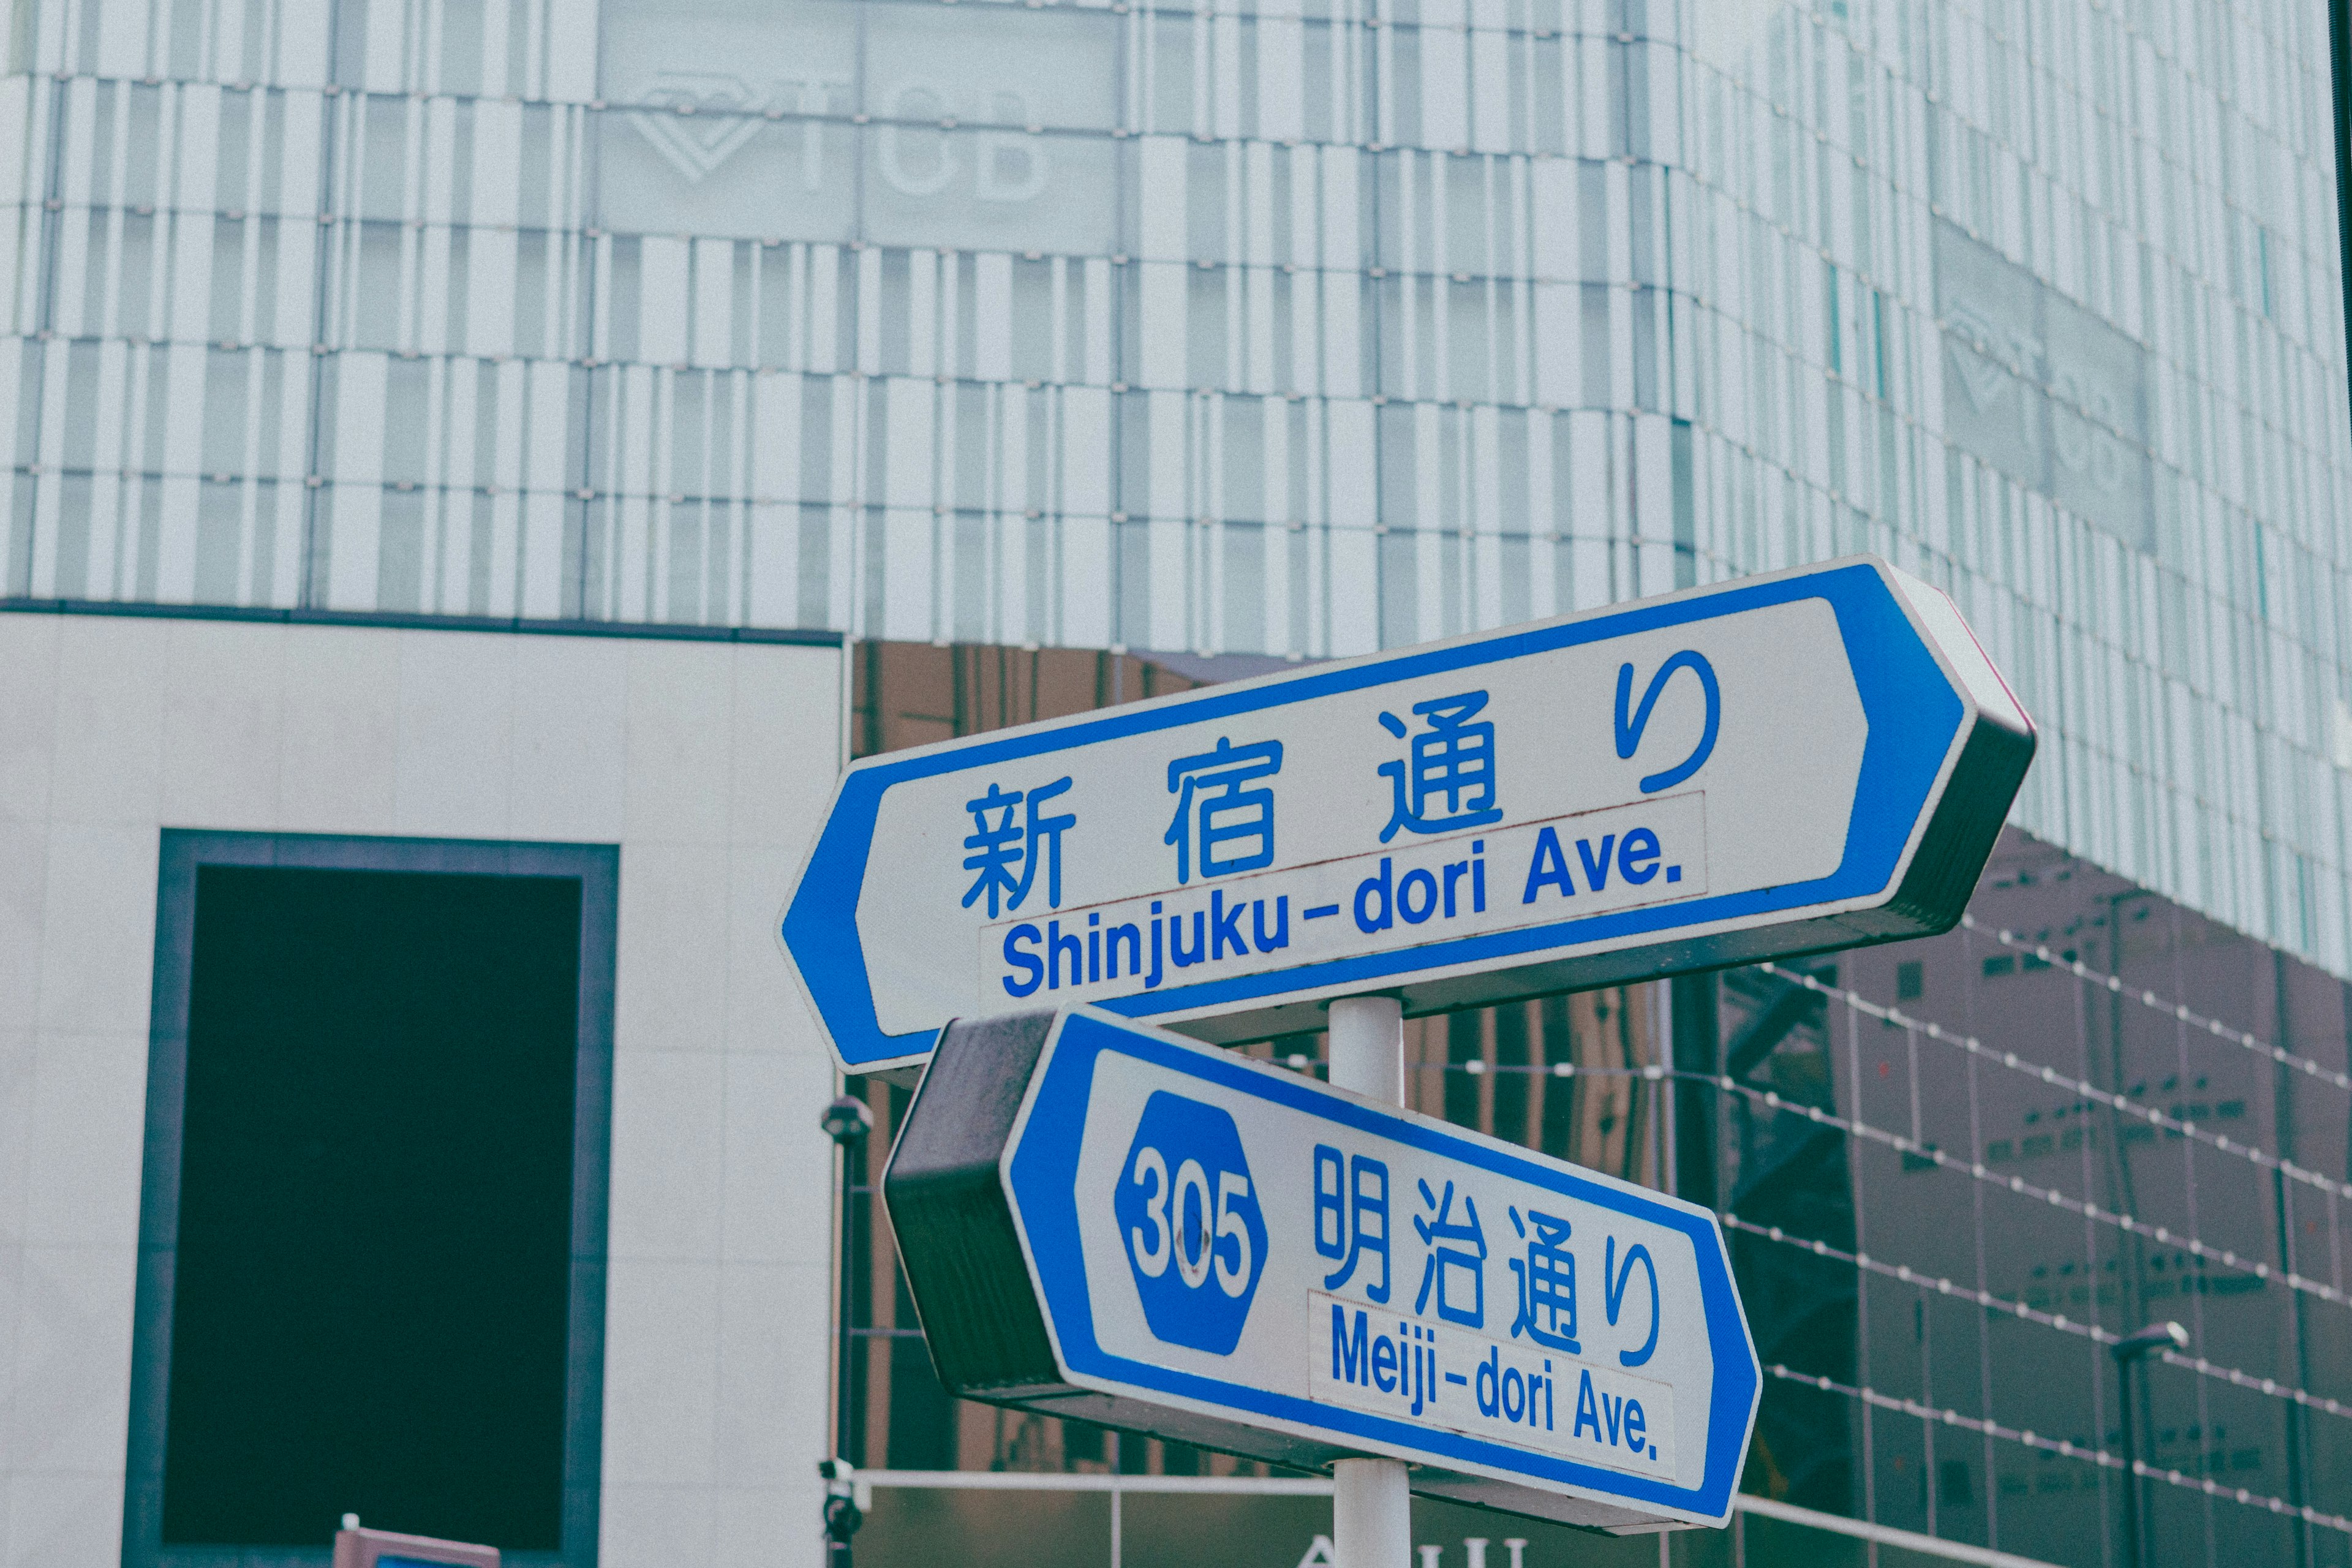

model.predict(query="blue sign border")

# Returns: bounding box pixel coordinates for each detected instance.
[783,562,1964,1067]
[1006,1010,1761,1521]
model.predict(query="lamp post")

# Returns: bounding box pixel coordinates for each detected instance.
[820,1094,875,1566]
[2111,1320,2188,1568]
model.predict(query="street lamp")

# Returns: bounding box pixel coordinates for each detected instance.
[821,1095,874,1567]
[2111,1319,2188,1568]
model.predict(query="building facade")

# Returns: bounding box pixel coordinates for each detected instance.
[835,644,2352,1568]
[6,0,2346,977]
[4,0,2351,1566]
[0,611,847,1568]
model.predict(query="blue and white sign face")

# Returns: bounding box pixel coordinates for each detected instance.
[782,556,2034,1071]
[1005,1008,1759,1527]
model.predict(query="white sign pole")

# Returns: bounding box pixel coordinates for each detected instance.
[1326,994,1412,1568]
[1327,995,1405,1103]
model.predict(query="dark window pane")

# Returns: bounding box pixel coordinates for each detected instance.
[161,865,583,1550]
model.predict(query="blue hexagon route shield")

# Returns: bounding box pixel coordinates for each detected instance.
[1113,1091,1268,1354]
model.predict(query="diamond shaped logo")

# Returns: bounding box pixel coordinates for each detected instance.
[627,74,769,184]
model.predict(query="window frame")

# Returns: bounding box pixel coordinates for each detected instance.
[122,831,619,1568]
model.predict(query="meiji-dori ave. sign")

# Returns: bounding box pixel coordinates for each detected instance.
[887,1008,1761,1531]
[782,556,2036,1072]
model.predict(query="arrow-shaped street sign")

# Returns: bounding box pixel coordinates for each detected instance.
[781,557,2035,1073]
[887,1006,1762,1531]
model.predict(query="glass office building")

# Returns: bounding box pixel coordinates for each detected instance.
[8,0,2349,977]
[5,0,2351,1565]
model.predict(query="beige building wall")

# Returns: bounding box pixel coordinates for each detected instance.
[0,609,844,1568]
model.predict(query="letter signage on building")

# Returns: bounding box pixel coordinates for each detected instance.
[779,556,2035,1073]
[886,1008,1760,1531]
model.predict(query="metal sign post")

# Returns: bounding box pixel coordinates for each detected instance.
[819,1095,874,1564]
[780,556,2034,1077]
[887,1006,1765,1535]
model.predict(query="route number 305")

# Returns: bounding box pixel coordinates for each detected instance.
[1113,1091,1270,1354]
[1126,1145,1254,1295]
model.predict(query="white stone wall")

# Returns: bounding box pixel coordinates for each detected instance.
[0,610,844,1568]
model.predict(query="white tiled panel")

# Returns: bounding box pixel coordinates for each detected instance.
[0,609,843,1568]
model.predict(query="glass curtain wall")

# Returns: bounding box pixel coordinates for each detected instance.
[840,638,2352,1568]
[5,0,2349,989]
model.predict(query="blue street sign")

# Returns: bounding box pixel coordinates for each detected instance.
[886,1007,1763,1531]
[781,556,2035,1072]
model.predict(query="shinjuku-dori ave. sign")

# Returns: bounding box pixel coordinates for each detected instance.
[887,1008,1762,1531]
[782,556,2035,1073]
